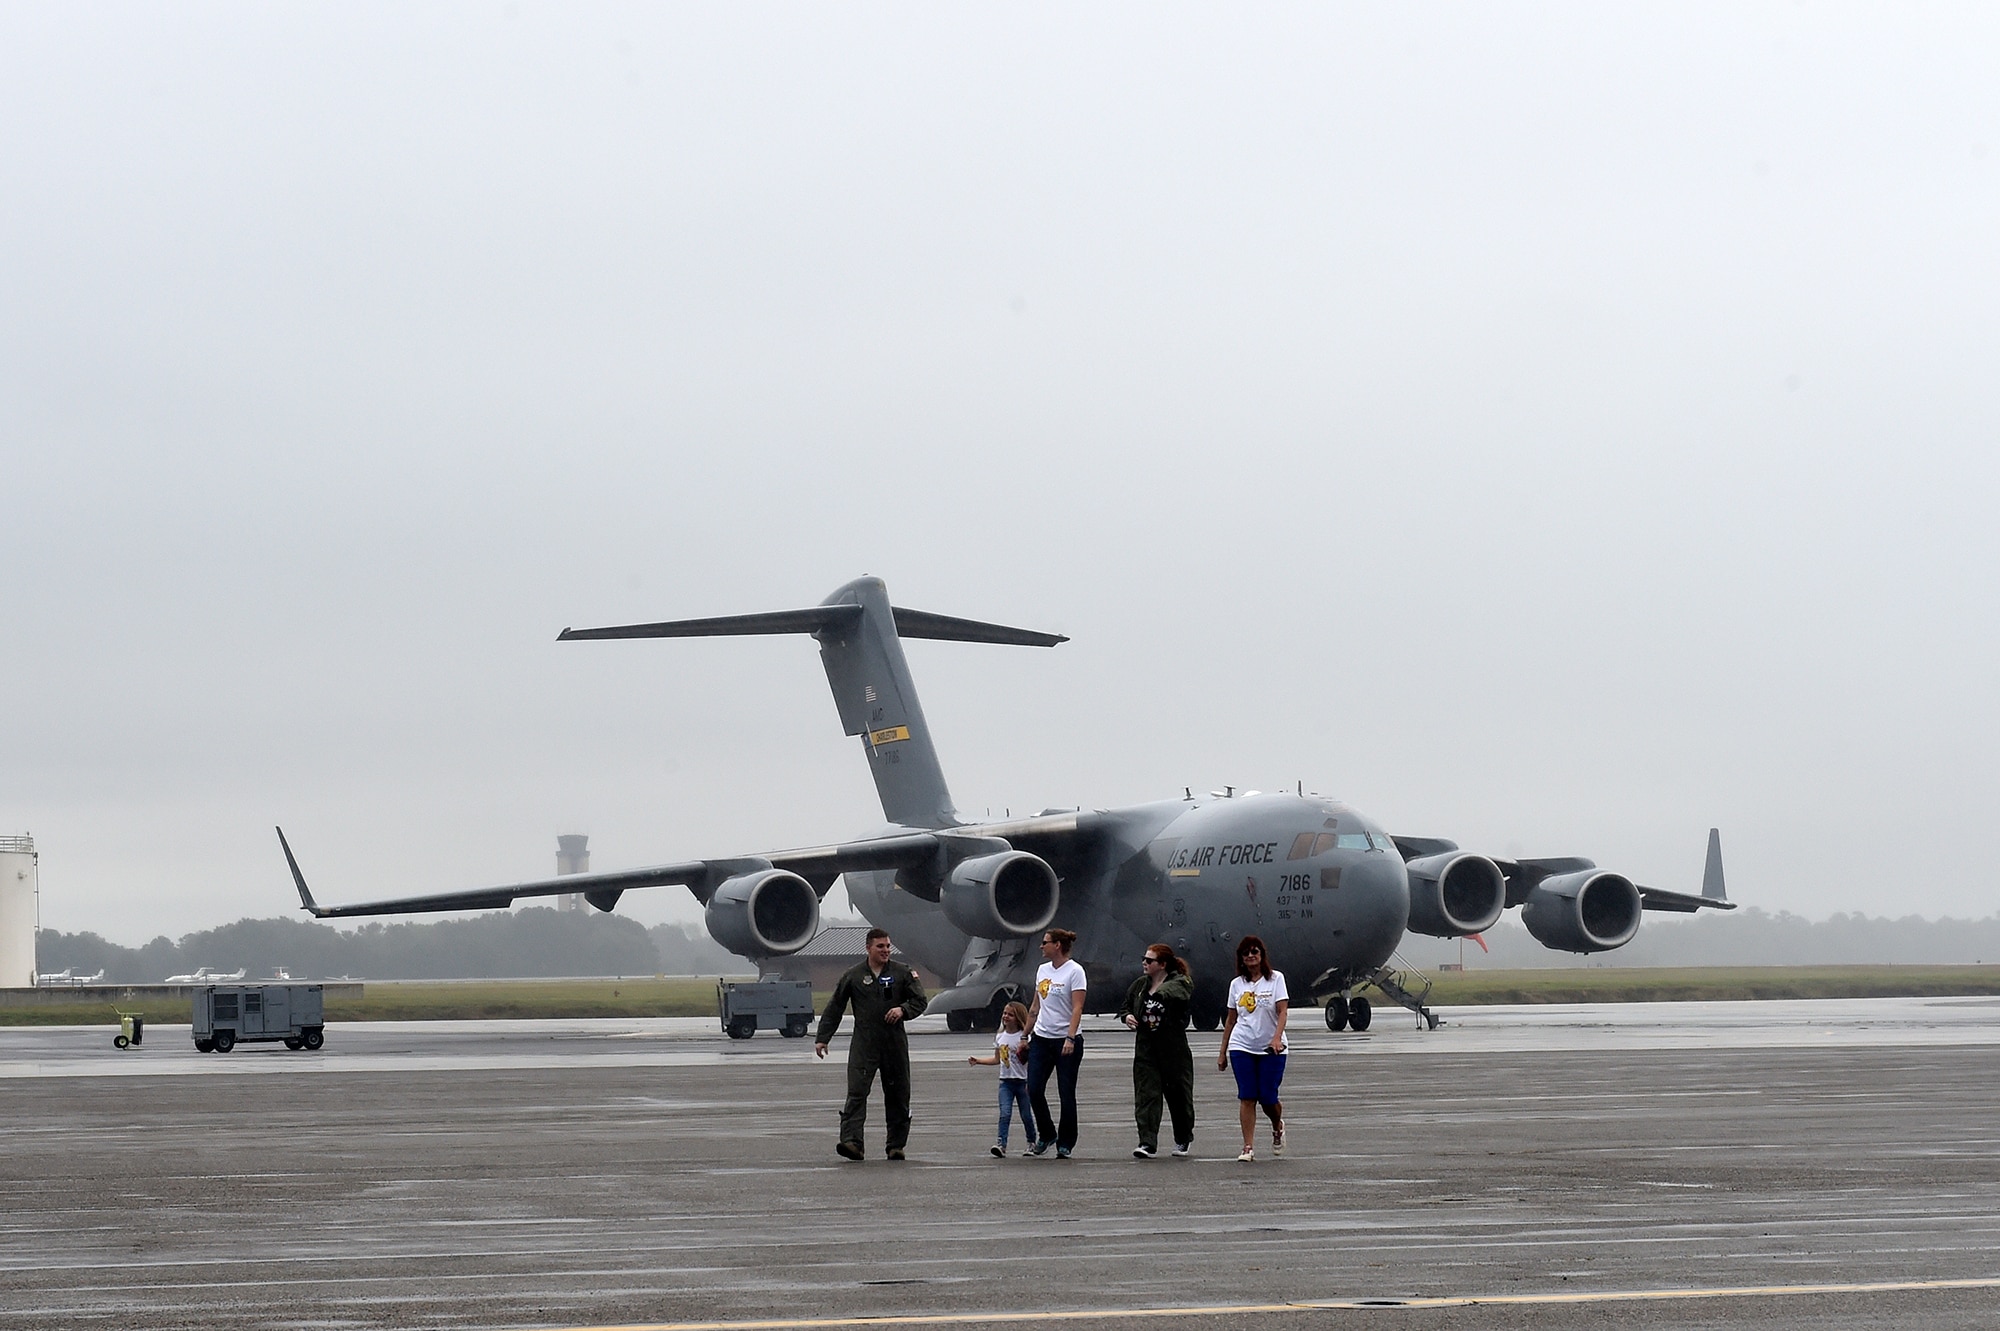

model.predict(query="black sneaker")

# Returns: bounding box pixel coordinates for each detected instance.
[836,1141,864,1161]
[1055,1146,1072,1159]
[886,1148,905,1161]
[990,1143,1006,1158]
[1132,1145,1157,1159]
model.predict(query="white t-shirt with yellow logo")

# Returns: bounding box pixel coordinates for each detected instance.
[1225,971,1289,1054]
[995,1029,1028,1080]
[1033,959,1088,1039]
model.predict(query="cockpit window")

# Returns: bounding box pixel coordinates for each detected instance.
[1301,818,1392,855]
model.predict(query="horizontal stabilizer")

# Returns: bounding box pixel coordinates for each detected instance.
[558,606,859,641]
[890,607,1067,647]
[557,603,1065,648]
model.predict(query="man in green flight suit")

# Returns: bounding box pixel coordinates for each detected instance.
[815,927,928,1160]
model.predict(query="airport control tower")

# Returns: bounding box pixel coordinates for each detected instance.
[0,835,38,988]
[556,834,589,913]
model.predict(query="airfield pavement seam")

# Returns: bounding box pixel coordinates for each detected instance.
[546,1275,2000,1329]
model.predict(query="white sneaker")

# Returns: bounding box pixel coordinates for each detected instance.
[1171,1142,1192,1158]
[1237,1147,1255,1163]
[1273,1120,1286,1156]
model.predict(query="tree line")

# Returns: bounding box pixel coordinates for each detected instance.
[1397,906,2000,969]
[41,904,2000,984]
[36,909,743,982]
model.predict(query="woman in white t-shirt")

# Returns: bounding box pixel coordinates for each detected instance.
[1216,934,1288,1163]
[1023,928,1087,1157]
[966,1000,1033,1156]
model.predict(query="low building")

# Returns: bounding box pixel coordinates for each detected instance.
[764,924,945,993]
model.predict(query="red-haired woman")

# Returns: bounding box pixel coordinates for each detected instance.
[1118,943,1195,1159]
[1215,934,1288,1163]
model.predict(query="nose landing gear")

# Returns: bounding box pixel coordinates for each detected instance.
[1316,967,1438,1031]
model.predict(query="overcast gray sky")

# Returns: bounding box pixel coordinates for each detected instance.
[4,5,1997,944]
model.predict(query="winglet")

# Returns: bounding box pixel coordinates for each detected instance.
[1701,828,1727,902]
[276,826,325,917]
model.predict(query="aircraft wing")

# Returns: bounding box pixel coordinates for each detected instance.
[1396,828,1738,915]
[1639,828,1735,912]
[276,826,944,920]
[1635,885,1737,914]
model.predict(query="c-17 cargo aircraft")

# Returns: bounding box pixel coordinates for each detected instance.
[277,576,1733,1032]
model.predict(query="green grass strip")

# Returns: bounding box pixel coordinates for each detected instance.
[8,966,2000,1027]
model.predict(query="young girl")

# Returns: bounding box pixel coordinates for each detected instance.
[967,1001,1033,1156]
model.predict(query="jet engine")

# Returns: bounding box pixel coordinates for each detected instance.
[1521,870,1642,953]
[1403,852,1507,938]
[940,851,1060,940]
[704,869,820,958]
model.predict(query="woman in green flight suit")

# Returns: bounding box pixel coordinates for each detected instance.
[1119,942,1195,1158]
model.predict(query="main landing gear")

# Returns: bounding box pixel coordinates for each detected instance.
[945,988,1019,1034]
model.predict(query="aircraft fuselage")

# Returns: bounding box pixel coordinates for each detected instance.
[845,792,1408,1024]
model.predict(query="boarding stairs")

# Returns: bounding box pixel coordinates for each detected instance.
[1361,956,1442,1030]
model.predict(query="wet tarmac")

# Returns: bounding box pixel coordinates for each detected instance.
[3,998,1998,1330]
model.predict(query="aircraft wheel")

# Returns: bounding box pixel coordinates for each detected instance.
[213,1030,236,1053]
[113,1035,130,1050]
[284,1037,304,1050]
[725,1018,756,1040]
[301,1027,324,1051]
[1323,996,1349,1032]
[945,1010,975,1034]
[1348,997,1373,1032]
[1191,1004,1222,1033]
[194,1039,214,1053]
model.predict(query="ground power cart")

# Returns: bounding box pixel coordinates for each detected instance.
[716,978,813,1039]
[193,984,325,1053]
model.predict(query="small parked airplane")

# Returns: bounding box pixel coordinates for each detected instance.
[33,969,106,986]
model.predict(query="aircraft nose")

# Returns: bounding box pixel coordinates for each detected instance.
[1342,852,1411,967]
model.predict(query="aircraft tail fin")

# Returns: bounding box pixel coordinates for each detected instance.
[1701,827,1727,901]
[558,577,1065,829]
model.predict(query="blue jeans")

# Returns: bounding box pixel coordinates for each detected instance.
[1026,1032,1084,1149]
[997,1078,1033,1147]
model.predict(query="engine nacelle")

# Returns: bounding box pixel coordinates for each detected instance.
[704,869,820,958]
[940,851,1060,940]
[1404,852,1507,938]
[1521,869,1641,953]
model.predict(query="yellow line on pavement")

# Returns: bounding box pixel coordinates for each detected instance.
[555,1275,2000,1331]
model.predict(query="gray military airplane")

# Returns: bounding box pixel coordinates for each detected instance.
[277,575,1733,1032]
